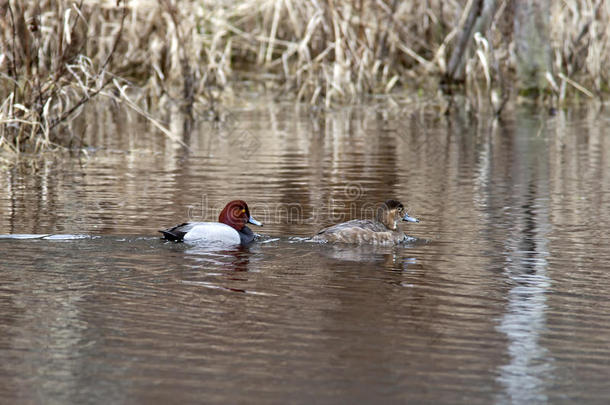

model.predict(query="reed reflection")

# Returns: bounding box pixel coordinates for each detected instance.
[487,110,554,403]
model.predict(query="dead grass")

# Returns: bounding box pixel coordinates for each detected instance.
[1,0,608,154]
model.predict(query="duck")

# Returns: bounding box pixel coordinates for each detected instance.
[160,200,262,245]
[312,199,419,245]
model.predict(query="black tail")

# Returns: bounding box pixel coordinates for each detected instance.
[159,223,189,242]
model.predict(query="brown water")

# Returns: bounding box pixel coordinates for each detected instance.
[1,100,610,404]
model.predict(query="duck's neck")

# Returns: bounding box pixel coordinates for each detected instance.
[376,209,397,230]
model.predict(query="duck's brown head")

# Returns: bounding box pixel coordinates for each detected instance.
[218,200,263,231]
[376,199,419,230]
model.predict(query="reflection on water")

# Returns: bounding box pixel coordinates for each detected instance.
[1,100,610,403]
[488,113,554,403]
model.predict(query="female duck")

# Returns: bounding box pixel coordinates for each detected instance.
[160,200,262,245]
[313,199,419,245]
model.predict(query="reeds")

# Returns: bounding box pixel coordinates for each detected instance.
[1,0,609,154]
[0,0,128,155]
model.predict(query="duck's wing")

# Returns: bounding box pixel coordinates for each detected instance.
[159,222,198,242]
[316,219,387,235]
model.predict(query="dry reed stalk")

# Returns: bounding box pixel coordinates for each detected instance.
[1,0,609,155]
[0,0,128,154]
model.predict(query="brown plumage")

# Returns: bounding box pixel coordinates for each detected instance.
[312,199,419,245]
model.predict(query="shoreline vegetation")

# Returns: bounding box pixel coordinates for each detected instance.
[1,0,608,155]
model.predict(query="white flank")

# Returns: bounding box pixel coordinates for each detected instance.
[182,222,241,245]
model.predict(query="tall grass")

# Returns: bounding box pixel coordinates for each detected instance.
[0,0,128,155]
[1,0,608,154]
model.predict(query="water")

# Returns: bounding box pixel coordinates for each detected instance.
[1,100,610,404]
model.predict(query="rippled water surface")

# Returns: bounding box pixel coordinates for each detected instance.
[1,100,610,404]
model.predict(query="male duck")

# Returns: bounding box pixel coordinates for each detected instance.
[160,200,262,245]
[312,199,419,245]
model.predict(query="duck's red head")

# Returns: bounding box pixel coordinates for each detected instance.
[218,200,263,231]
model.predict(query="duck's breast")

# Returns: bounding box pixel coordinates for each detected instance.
[183,222,241,244]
